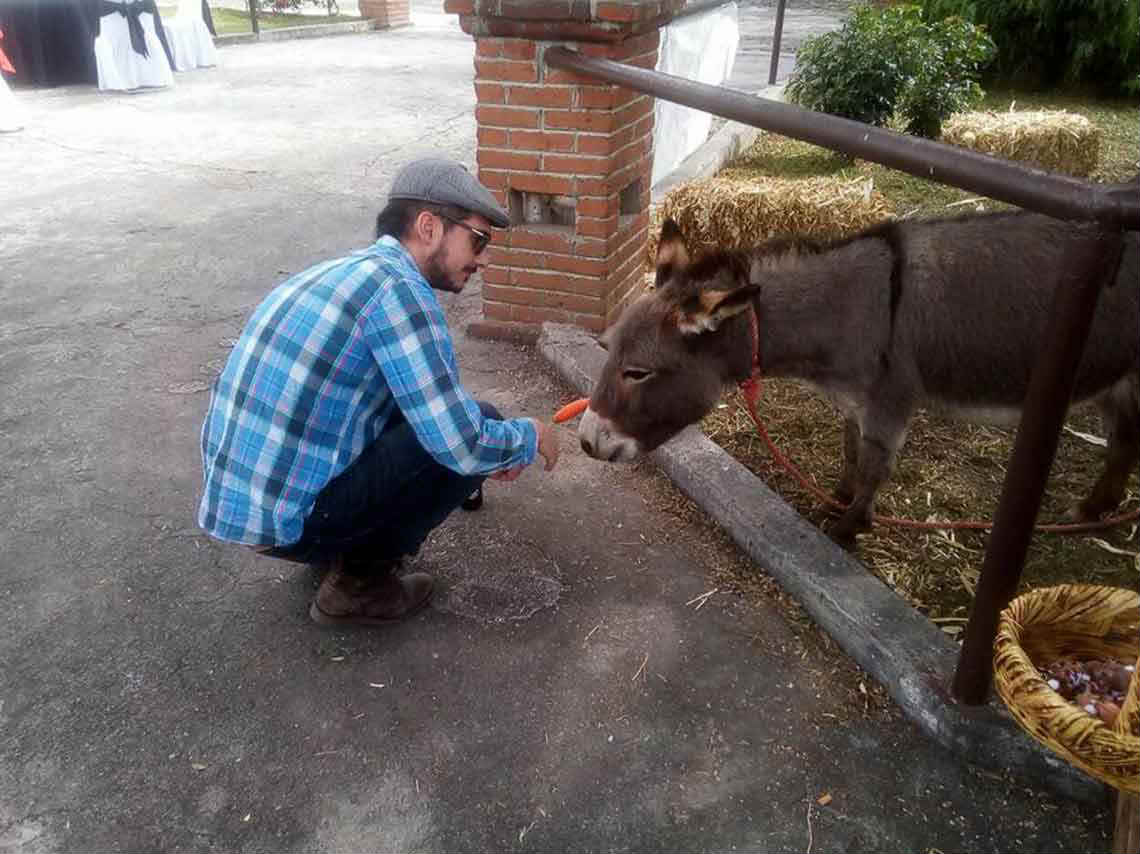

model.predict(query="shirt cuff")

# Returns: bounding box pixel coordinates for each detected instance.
[512,417,539,467]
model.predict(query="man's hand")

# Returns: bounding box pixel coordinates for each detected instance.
[533,418,560,471]
[489,465,525,482]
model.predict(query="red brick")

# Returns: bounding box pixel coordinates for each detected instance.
[572,85,639,111]
[507,248,609,277]
[506,172,574,195]
[573,237,608,258]
[477,169,509,189]
[507,228,575,254]
[576,215,618,239]
[505,85,573,108]
[613,97,653,131]
[543,290,604,313]
[576,86,616,110]
[602,161,643,194]
[475,58,539,83]
[476,38,503,58]
[476,105,540,129]
[513,268,605,296]
[580,31,658,59]
[475,82,505,104]
[632,113,654,140]
[607,226,648,273]
[542,153,611,176]
[576,196,618,218]
[478,149,542,171]
[576,133,613,156]
[485,284,544,307]
[596,2,639,22]
[477,126,509,147]
[575,176,612,196]
[544,253,609,276]
[499,0,589,20]
[543,110,613,133]
[501,39,537,61]
[611,135,649,171]
[544,68,607,86]
[442,0,472,13]
[483,264,511,284]
[509,129,576,152]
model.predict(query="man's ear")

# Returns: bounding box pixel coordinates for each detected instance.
[675,276,760,336]
[655,218,690,272]
[413,209,442,247]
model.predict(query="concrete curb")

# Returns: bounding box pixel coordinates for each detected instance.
[651,83,784,204]
[536,321,1106,807]
[214,18,388,47]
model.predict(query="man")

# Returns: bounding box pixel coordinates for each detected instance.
[198,157,559,627]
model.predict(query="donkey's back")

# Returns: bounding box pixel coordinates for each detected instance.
[891,212,1139,413]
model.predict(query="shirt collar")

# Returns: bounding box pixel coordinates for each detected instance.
[373,234,428,286]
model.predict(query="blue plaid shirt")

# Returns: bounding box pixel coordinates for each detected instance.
[198,235,538,546]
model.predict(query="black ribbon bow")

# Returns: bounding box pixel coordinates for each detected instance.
[97,0,151,58]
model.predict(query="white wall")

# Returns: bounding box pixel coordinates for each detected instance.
[651,3,740,187]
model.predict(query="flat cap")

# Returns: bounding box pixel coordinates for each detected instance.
[387,157,510,228]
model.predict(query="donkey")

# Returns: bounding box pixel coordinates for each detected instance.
[578,213,1140,545]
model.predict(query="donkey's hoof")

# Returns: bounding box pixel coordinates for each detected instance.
[1065,497,1116,523]
[824,521,861,551]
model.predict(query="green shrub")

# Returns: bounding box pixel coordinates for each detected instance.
[919,0,1140,94]
[786,4,995,138]
[898,13,996,136]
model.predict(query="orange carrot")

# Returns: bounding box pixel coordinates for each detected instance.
[553,398,589,424]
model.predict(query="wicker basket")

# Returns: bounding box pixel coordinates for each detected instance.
[994,584,1139,793]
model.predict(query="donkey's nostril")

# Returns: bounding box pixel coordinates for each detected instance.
[580,437,594,456]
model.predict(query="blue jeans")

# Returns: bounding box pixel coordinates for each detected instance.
[265,401,500,573]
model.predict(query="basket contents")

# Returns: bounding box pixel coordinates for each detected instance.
[1041,657,1135,726]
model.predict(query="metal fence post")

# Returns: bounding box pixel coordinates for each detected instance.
[768,0,787,85]
[248,0,260,35]
[950,228,1125,704]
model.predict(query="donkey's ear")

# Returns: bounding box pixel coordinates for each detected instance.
[655,218,690,271]
[677,280,760,335]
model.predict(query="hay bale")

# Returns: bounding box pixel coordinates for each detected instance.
[941,109,1101,177]
[647,173,892,266]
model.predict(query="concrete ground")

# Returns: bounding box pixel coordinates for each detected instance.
[0,5,1116,852]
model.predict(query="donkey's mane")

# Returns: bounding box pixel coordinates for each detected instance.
[683,210,1034,281]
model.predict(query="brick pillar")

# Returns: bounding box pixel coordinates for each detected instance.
[359,0,409,28]
[445,0,683,335]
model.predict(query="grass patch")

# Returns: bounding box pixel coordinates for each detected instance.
[160,6,359,35]
[704,88,1140,628]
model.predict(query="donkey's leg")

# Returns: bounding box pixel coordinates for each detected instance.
[828,404,911,547]
[1072,376,1140,520]
[833,417,861,506]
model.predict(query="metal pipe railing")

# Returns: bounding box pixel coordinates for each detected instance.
[543,47,1140,229]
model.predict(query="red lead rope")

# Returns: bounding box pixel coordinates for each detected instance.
[737,306,1139,534]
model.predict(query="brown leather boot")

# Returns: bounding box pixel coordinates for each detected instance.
[310,563,434,627]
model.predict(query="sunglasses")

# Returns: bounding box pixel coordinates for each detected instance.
[438,213,492,255]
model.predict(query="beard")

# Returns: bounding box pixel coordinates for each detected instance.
[423,244,475,294]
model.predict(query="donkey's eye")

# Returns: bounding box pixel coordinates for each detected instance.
[622,368,653,382]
